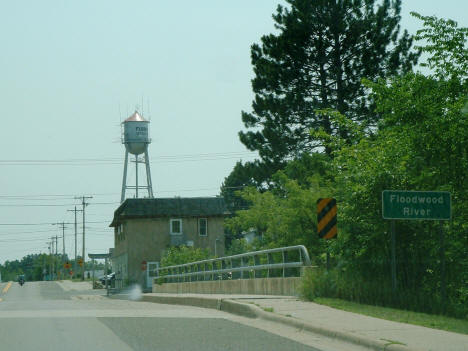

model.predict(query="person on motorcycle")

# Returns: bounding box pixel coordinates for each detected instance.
[18,275,25,286]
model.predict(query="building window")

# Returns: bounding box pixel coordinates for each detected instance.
[170,218,182,235]
[199,218,207,236]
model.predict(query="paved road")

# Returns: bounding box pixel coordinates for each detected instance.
[0,281,329,351]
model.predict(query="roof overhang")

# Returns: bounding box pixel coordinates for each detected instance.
[88,253,110,259]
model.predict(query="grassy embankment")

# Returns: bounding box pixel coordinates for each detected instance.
[314,297,468,335]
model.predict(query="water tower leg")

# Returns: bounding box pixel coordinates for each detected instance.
[135,154,139,198]
[121,151,129,203]
[144,149,154,198]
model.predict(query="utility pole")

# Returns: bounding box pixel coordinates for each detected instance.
[52,222,66,257]
[50,237,56,280]
[42,254,45,281]
[75,196,92,280]
[68,206,82,277]
[55,235,58,279]
[48,241,52,281]
[52,222,70,279]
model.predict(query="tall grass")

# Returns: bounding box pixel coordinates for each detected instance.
[300,267,468,320]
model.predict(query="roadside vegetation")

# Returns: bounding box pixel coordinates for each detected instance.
[160,246,212,267]
[221,0,468,322]
[312,297,468,335]
[0,254,104,281]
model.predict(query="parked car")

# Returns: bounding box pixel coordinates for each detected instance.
[99,272,115,285]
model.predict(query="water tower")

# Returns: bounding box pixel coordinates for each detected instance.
[121,111,154,203]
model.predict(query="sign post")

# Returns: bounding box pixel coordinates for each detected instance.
[382,190,451,298]
[390,220,396,292]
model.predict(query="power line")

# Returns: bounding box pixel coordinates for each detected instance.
[0,237,49,243]
[0,193,112,199]
[0,229,55,236]
[0,202,119,207]
[0,185,246,201]
[0,231,111,240]
[0,151,257,166]
[0,220,109,226]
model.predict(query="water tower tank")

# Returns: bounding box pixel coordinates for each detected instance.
[122,111,150,155]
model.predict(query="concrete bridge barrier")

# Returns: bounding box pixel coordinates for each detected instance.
[152,277,301,296]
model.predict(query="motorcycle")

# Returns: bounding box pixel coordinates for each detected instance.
[19,279,24,286]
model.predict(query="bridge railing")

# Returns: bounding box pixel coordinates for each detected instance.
[154,245,311,284]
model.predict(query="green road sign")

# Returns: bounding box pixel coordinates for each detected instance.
[382,190,451,220]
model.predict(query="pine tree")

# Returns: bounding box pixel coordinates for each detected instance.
[238,0,420,181]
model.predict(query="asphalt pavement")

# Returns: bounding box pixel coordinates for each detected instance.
[139,293,468,351]
[0,281,346,351]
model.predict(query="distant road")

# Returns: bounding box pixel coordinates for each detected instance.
[0,281,322,351]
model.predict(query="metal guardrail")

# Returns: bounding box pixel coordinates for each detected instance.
[155,245,311,283]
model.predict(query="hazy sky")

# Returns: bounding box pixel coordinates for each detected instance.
[1,0,467,264]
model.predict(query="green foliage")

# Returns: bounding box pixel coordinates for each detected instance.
[314,297,468,335]
[412,12,468,81]
[301,267,468,319]
[220,161,263,213]
[160,246,212,268]
[239,0,419,184]
[226,238,255,256]
[315,14,468,318]
[300,268,337,301]
[226,12,468,319]
[226,171,331,263]
[0,254,53,281]
[157,246,213,284]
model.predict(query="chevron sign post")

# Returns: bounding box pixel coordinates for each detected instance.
[317,198,337,239]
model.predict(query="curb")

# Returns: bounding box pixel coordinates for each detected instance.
[135,294,424,351]
[225,300,420,351]
[141,295,221,310]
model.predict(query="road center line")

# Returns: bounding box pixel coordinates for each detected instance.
[2,282,12,294]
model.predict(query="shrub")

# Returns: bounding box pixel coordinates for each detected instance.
[161,246,212,267]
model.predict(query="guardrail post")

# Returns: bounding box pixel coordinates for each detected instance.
[240,257,244,279]
[282,251,287,278]
[221,259,226,280]
[267,253,273,278]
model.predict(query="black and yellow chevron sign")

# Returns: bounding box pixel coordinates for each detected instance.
[317,198,337,239]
